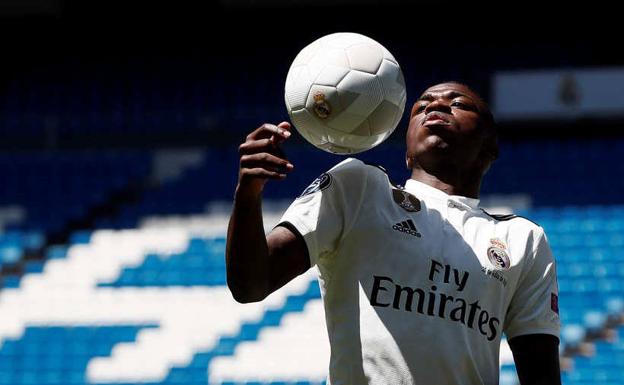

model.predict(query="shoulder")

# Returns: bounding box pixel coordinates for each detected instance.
[325,157,393,187]
[327,157,387,176]
[326,157,366,176]
[480,209,548,252]
[481,209,542,231]
[298,158,388,198]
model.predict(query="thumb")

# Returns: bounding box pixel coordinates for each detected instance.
[277,121,292,131]
[271,121,293,146]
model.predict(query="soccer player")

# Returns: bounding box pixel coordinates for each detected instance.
[226,82,561,385]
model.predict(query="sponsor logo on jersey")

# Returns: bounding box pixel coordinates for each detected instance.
[392,189,421,212]
[369,259,501,342]
[487,238,510,270]
[299,173,332,198]
[392,219,421,237]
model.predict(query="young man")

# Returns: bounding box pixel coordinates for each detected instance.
[226,82,561,385]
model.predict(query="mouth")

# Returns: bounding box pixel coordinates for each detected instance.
[423,112,451,126]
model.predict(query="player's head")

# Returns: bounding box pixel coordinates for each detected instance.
[405,82,498,181]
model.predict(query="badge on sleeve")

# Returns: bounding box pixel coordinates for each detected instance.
[299,173,332,198]
[551,293,559,315]
[392,188,421,212]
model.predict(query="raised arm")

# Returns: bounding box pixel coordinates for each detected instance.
[226,122,311,303]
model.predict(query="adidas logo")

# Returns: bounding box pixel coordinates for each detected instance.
[392,219,422,237]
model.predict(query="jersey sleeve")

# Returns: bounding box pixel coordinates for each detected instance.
[277,158,368,267]
[504,228,560,340]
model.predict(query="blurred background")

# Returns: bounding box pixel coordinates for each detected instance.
[0,1,623,384]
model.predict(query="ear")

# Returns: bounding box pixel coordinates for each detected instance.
[406,154,413,169]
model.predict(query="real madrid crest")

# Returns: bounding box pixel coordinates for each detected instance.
[313,92,331,119]
[392,188,421,213]
[487,238,510,270]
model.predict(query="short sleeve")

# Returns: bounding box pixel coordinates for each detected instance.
[277,158,368,267]
[504,228,560,340]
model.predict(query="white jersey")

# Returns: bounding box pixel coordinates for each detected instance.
[279,158,559,385]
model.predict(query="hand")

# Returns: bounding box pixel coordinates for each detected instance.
[237,122,294,197]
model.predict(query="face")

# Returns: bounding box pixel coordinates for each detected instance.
[405,82,495,173]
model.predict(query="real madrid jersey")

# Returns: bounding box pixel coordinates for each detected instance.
[278,158,560,385]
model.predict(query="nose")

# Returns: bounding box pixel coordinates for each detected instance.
[424,98,451,114]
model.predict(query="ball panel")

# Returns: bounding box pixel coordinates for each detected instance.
[290,108,328,146]
[345,43,383,74]
[376,59,406,106]
[285,65,313,111]
[325,110,367,133]
[324,124,390,154]
[320,32,368,49]
[307,48,348,81]
[291,40,323,67]
[324,124,374,149]
[284,92,292,112]
[336,89,360,113]
[317,142,356,155]
[381,47,399,65]
[390,92,408,129]
[314,65,351,87]
[350,117,372,136]
[369,99,401,135]
[336,71,384,117]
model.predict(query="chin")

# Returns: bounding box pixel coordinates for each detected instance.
[423,138,450,153]
[412,146,452,166]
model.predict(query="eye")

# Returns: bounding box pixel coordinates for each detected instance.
[451,100,476,111]
[415,103,427,114]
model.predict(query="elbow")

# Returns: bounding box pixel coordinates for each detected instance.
[227,278,267,304]
[229,288,261,304]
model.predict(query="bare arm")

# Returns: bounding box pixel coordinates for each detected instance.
[510,334,561,385]
[226,122,311,303]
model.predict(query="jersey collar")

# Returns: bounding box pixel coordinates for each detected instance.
[404,179,481,210]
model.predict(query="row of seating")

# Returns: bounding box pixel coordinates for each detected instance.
[563,326,624,384]
[1,136,623,237]
[9,224,618,335]
[0,326,153,385]
[0,151,151,233]
[0,231,44,267]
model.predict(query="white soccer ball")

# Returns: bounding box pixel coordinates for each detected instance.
[284,32,407,154]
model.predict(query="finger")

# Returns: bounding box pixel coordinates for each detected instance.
[240,153,294,171]
[247,123,291,141]
[239,136,292,158]
[242,167,288,180]
[271,121,294,146]
[277,121,291,131]
[239,138,274,155]
[245,162,293,174]
[243,161,293,175]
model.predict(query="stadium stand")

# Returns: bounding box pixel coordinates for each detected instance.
[0,151,151,234]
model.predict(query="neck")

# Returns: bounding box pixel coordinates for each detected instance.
[409,164,482,199]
